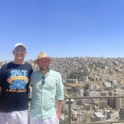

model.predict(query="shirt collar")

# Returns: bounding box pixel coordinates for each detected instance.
[38,69,51,77]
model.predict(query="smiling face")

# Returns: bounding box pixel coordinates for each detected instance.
[37,58,50,71]
[12,46,27,61]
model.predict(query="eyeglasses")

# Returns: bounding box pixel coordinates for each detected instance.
[42,76,45,85]
[14,49,26,53]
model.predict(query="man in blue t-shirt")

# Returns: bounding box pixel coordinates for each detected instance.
[0,43,33,124]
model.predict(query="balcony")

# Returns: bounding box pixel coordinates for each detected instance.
[61,96,124,124]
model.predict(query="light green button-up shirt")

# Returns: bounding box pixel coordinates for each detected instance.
[30,69,64,119]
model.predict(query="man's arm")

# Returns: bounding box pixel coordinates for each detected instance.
[56,73,64,119]
[56,100,63,119]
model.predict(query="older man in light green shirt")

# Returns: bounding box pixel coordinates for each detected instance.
[30,52,64,124]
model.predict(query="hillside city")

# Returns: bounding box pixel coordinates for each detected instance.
[1,56,124,123]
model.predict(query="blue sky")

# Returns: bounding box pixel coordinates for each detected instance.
[0,0,124,61]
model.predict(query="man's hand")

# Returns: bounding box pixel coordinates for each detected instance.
[56,111,61,120]
[56,100,63,119]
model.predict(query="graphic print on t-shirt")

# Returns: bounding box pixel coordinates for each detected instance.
[6,69,29,92]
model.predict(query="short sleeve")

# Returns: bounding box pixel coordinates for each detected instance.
[29,72,34,85]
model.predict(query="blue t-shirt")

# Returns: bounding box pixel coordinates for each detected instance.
[0,62,33,112]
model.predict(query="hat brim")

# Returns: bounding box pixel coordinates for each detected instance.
[34,57,53,65]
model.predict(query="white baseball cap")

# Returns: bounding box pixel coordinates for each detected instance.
[14,43,26,50]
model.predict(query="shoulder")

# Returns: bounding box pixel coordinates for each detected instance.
[49,69,61,77]
[24,62,33,69]
[25,62,32,67]
[1,62,11,69]
[0,62,13,74]
[1,63,8,68]
[30,70,41,82]
[31,70,40,77]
